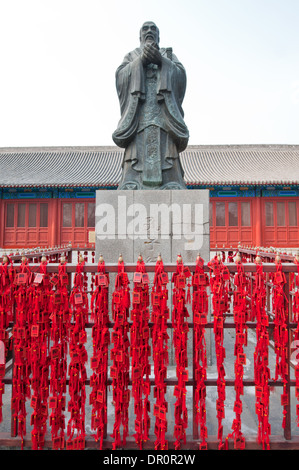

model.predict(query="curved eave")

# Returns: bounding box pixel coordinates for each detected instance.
[2,181,297,190]
[0,182,119,189]
[187,180,298,187]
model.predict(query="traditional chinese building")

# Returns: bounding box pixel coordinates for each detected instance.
[0,144,298,251]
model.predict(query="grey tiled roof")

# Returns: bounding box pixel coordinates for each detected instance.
[183,144,299,186]
[0,144,298,188]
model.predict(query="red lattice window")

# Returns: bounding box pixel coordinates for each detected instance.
[4,201,49,248]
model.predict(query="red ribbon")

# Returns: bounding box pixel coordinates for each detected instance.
[172,256,190,450]
[28,258,52,450]
[49,259,71,450]
[66,257,88,450]
[130,256,151,449]
[110,257,130,449]
[226,259,248,450]
[12,258,31,449]
[271,257,289,431]
[192,254,209,450]
[152,256,169,450]
[252,259,271,449]
[90,258,110,449]
[293,258,299,427]
[208,254,230,450]
[0,257,14,429]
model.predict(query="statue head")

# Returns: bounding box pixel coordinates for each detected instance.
[139,21,160,46]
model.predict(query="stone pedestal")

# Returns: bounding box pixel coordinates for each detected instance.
[95,190,209,264]
[95,189,210,365]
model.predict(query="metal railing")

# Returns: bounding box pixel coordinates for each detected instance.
[0,252,299,449]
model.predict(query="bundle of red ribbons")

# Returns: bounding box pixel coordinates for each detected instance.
[192,254,209,449]
[271,255,289,431]
[90,255,110,449]
[110,255,130,449]
[208,253,230,449]
[49,256,70,450]
[130,255,151,449]
[66,254,88,450]
[0,256,14,428]
[251,256,270,449]
[171,255,191,450]
[293,254,299,426]
[151,255,169,450]
[12,255,31,448]
[29,256,52,450]
[226,253,248,450]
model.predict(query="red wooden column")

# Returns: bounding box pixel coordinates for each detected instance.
[255,197,262,247]
[0,199,4,248]
[49,198,59,248]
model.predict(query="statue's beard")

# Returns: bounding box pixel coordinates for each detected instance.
[141,37,159,49]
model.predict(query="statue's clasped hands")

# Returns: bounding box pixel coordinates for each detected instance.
[141,42,162,66]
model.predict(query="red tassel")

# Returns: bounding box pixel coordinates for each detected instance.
[152,255,169,451]
[131,255,150,449]
[49,258,70,449]
[172,255,190,450]
[207,253,230,449]
[271,256,289,432]
[66,256,88,450]
[90,256,110,450]
[193,254,208,449]
[110,255,130,449]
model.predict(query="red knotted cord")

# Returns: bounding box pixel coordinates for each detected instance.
[90,256,110,449]
[226,256,248,450]
[271,256,289,431]
[29,257,52,450]
[293,256,299,426]
[49,257,71,450]
[130,255,151,449]
[151,256,169,450]
[110,256,130,449]
[252,257,271,449]
[66,255,88,450]
[12,257,32,449]
[0,255,14,426]
[208,254,230,450]
[192,254,209,450]
[172,255,190,450]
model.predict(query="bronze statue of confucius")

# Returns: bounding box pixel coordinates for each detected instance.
[112,21,189,190]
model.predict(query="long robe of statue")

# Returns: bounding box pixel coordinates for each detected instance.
[112,21,189,190]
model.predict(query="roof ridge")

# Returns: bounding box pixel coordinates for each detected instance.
[0,144,298,153]
[0,145,123,153]
[184,144,299,150]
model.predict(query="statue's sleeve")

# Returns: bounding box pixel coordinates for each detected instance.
[159,53,187,115]
[158,52,189,151]
[112,50,145,148]
[115,51,145,114]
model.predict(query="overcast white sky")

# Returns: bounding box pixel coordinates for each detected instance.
[0,0,298,148]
